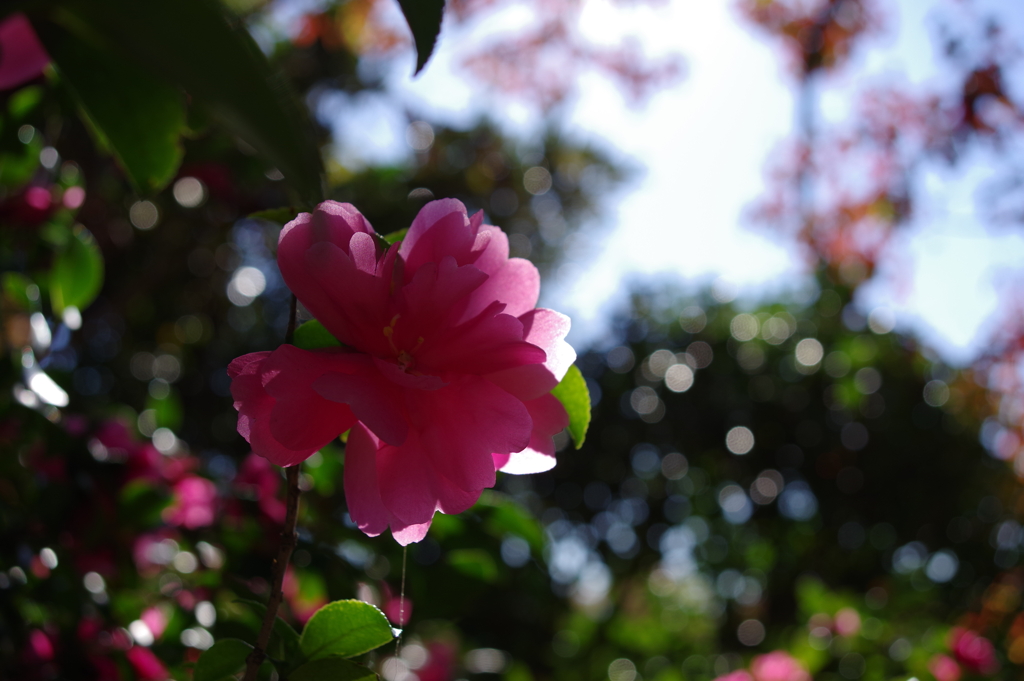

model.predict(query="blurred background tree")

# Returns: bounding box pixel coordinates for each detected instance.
[2,1,1024,681]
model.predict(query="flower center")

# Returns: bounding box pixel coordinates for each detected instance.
[382,314,424,370]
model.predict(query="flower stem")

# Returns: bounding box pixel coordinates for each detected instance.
[243,294,301,681]
[242,465,301,680]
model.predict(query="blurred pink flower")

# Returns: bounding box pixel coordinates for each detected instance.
[929,653,962,681]
[0,14,48,90]
[713,671,753,681]
[418,640,460,681]
[833,607,861,637]
[125,645,168,680]
[235,453,286,522]
[28,629,55,661]
[750,651,811,681]
[283,566,328,624]
[162,476,217,529]
[949,627,1000,675]
[230,200,574,544]
[141,607,168,640]
[381,581,413,625]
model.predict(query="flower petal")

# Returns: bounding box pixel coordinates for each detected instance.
[459,257,540,323]
[399,199,477,276]
[277,202,390,351]
[312,369,409,446]
[262,346,361,451]
[485,309,575,401]
[229,349,353,467]
[419,303,546,375]
[343,425,390,537]
[376,432,441,527]
[413,376,533,492]
[391,521,433,546]
[469,225,509,276]
[497,393,568,474]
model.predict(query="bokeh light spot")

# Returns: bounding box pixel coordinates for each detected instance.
[725,426,754,455]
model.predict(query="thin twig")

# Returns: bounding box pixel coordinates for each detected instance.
[242,465,301,680]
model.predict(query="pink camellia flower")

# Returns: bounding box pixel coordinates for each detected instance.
[750,651,811,681]
[229,199,575,544]
[929,653,962,681]
[0,14,49,91]
[833,607,861,637]
[126,645,169,680]
[949,627,1000,675]
[162,475,217,529]
[713,671,753,681]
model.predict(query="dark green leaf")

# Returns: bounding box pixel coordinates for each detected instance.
[119,480,170,528]
[146,387,183,430]
[478,491,545,554]
[550,364,591,448]
[294,320,343,351]
[8,85,43,120]
[2,272,36,310]
[299,599,394,661]
[289,658,377,681]
[194,638,253,681]
[446,548,499,583]
[249,207,298,224]
[50,225,103,315]
[44,0,324,206]
[235,599,302,664]
[382,228,408,245]
[396,0,445,75]
[34,18,185,193]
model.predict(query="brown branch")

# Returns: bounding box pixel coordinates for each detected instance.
[242,465,301,680]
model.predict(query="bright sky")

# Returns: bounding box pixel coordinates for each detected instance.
[313,0,1024,365]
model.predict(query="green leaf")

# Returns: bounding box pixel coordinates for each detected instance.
[194,638,253,681]
[478,491,545,554]
[382,228,408,245]
[42,0,324,206]
[396,0,445,75]
[119,480,170,528]
[446,548,499,583]
[249,207,297,224]
[34,18,185,193]
[289,658,377,681]
[2,272,36,310]
[8,85,43,120]
[50,225,103,315]
[146,387,183,430]
[294,320,343,351]
[550,364,591,449]
[235,599,302,664]
[299,599,394,661]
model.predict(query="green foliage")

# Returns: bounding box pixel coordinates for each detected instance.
[294,320,343,350]
[49,225,103,314]
[2,272,37,310]
[551,364,591,448]
[35,18,185,193]
[31,0,324,205]
[193,638,253,681]
[289,657,377,681]
[249,207,298,224]
[236,599,302,664]
[382,228,408,245]
[299,599,394,661]
[446,548,500,582]
[396,0,446,74]
[477,491,545,553]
